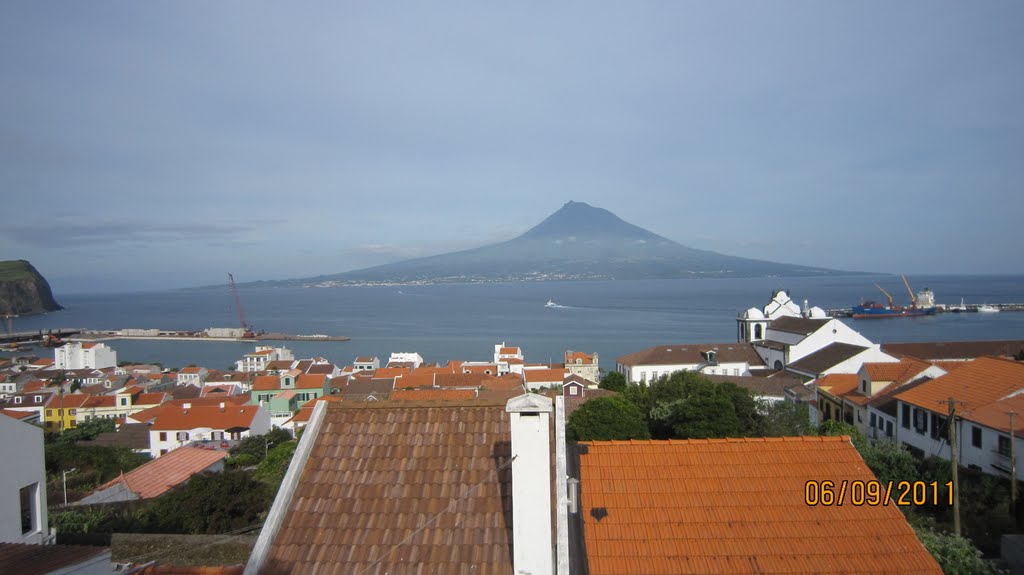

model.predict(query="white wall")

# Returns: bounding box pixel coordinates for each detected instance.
[619,361,751,384]
[0,416,48,543]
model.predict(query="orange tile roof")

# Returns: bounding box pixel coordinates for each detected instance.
[92,447,228,499]
[578,437,942,575]
[932,360,970,373]
[480,374,527,391]
[149,405,262,431]
[896,356,1024,412]
[523,368,566,383]
[396,371,436,388]
[248,349,274,356]
[565,351,594,363]
[82,395,116,409]
[136,393,167,406]
[390,388,477,401]
[1,409,36,421]
[252,375,281,391]
[373,367,413,379]
[81,343,97,349]
[22,380,47,392]
[863,358,932,383]
[460,364,500,374]
[294,374,328,389]
[31,358,55,365]
[814,373,859,397]
[46,394,91,409]
[498,346,520,355]
[967,393,1024,439]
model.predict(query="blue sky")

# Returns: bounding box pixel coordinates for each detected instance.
[2,2,1022,293]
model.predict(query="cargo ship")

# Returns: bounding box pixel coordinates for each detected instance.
[852,275,937,318]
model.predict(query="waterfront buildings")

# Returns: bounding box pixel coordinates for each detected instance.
[54,341,117,370]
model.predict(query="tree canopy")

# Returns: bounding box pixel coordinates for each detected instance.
[598,371,626,392]
[567,396,649,441]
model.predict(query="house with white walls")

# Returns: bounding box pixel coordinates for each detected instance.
[0,414,48,544]
[54,341,117,370]
[147,402,271,457]
[892,356,1024,480]
[236,346,294,373]
[564,350,599,383]
[615,343,766,384]
[751,315,897,377]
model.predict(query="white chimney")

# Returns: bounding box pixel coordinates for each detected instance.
[506,393,554,575]
[182,402,191,409]
[219,402,225,410]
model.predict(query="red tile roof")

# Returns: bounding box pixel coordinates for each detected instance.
[498,346,520,355]
[92,447,228,499]
[896,356,1024,412]
[968,393,1024,439]
[263,402,514,574]
[1,409,36,421]
[294,374,327,389]
[134,566,244,575]
[863,358,932,383]
[149,405,262,431]
[815,373,860,397]
[578,437,942,575]
[252,375,281,391]
[565,351,595,363]
[523,368,566,383]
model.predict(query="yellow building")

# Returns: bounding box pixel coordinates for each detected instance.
[43,393,90,433]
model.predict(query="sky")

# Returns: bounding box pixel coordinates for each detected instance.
[1,2,1022,293]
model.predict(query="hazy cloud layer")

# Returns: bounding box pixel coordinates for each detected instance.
[1,1,1022,292]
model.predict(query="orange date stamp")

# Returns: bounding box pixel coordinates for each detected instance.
[804,480,953,507]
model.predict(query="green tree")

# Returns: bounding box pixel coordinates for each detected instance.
[228,428,293,462]
[914,528,999,575]
[598,371,626,392]
[145,471,273,534]
[818,420,867,451]
[567,396,650,441]
[254,441,297,487]
[642,373,763,439]
[754,400,813,437]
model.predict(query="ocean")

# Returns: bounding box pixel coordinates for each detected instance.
[5,274,1023,371]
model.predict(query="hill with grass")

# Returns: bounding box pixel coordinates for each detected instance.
[0,260,62,315]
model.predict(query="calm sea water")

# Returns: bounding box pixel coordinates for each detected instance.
[5,275,1023,370]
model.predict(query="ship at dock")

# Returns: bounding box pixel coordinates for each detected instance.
[851,275,937,318]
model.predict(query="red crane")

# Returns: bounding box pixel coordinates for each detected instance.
[227,273,255,339]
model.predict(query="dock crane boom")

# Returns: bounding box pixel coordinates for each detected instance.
[227,273,255,339]
[901,274,917,307]
[873,283,896,309]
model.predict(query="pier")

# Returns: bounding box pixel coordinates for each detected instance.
[74,329,350,343]
[826,303,1024,318]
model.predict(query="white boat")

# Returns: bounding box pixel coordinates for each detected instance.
[977,304,1000,313]
[948,298,967,313]
[545,299,558,308]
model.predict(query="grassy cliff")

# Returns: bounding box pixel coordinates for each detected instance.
[0,260,62,315]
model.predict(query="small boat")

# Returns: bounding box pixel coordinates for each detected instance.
[977,304,1000,313]
[948,298,967,313]
[545,299,558,308]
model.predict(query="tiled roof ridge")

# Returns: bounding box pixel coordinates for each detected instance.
[586,435,851,445]
[326,398,508,410]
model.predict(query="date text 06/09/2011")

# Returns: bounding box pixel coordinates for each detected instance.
[804,480,953,507]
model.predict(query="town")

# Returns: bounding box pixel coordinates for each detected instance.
[1,289,1022,574]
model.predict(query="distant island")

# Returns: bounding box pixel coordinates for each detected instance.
[0,260,62,315]
[253,201,857,288]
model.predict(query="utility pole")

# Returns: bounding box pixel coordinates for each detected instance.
[948,397,961,536]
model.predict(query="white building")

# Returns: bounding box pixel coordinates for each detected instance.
[892,357,1024,480]
[736,289,804,343]
[0,414,48,544]
[148,402,271,457]
[177,366,209,386]
[352,356,380,372]
[615,343,766,384]
[236,346,294,372]
[388,352,424,369]
[54,341,117,370]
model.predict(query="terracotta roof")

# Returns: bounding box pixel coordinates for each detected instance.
[896,356,1024,413]
[374,367,413,379]
[342,377,395,398]
[354,356,376,363]
[565,351,595,363]
[1,408,36,421]
[0,543,110,575]
[786,343,869,376]
[863,358,933,383]
[577,437,942,575]
[266,360,295,370]
[881,340,1024,361]
[460,364,501,374]
[524,368,567,383]
[89,447,227,500]
[252,375,281,391]
[766,316,831,336]
[295,373,328,389]
[262,402,513,574]
[180,367,203,374]
[968,393,1024,439]
[149,405,262,431]
[616,343,764,368]
[136,392,168,406]
[46,393,91,409]
[22,380,47,392]
[815,373,860,397]
[390,388,477,401]
[82,395,116,409]
[305,363,336,375]
[480,374,527,391]
[498,346,520,355]
[248,349,274,356]
[433,372,494,388]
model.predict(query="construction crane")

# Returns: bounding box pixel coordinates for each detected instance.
[873,283,896,309]
[901,274,917,306]
[227,273,256,339]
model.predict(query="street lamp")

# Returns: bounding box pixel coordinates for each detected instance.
[62,468,76,506]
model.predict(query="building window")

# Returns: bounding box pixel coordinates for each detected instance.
[46,410,53,417]
[857,411,862,424]
[69,409,76,415]
[20,484,36,535]
[176,432,189,441]
[861,380,867,393]
[913,408,927,434]
[869,413,876,428]
[160,449,168,456]
[930,414,947,440]
[998,435,1011,457]
[120,397,128,406]
[971,426,982,449]
[159,432,167,441]
[886,421,893,437]
[569,386,579,396]
[901,404,910,429]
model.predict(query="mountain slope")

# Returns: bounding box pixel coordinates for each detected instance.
[0,260,62,315]
[293,202,848,286]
